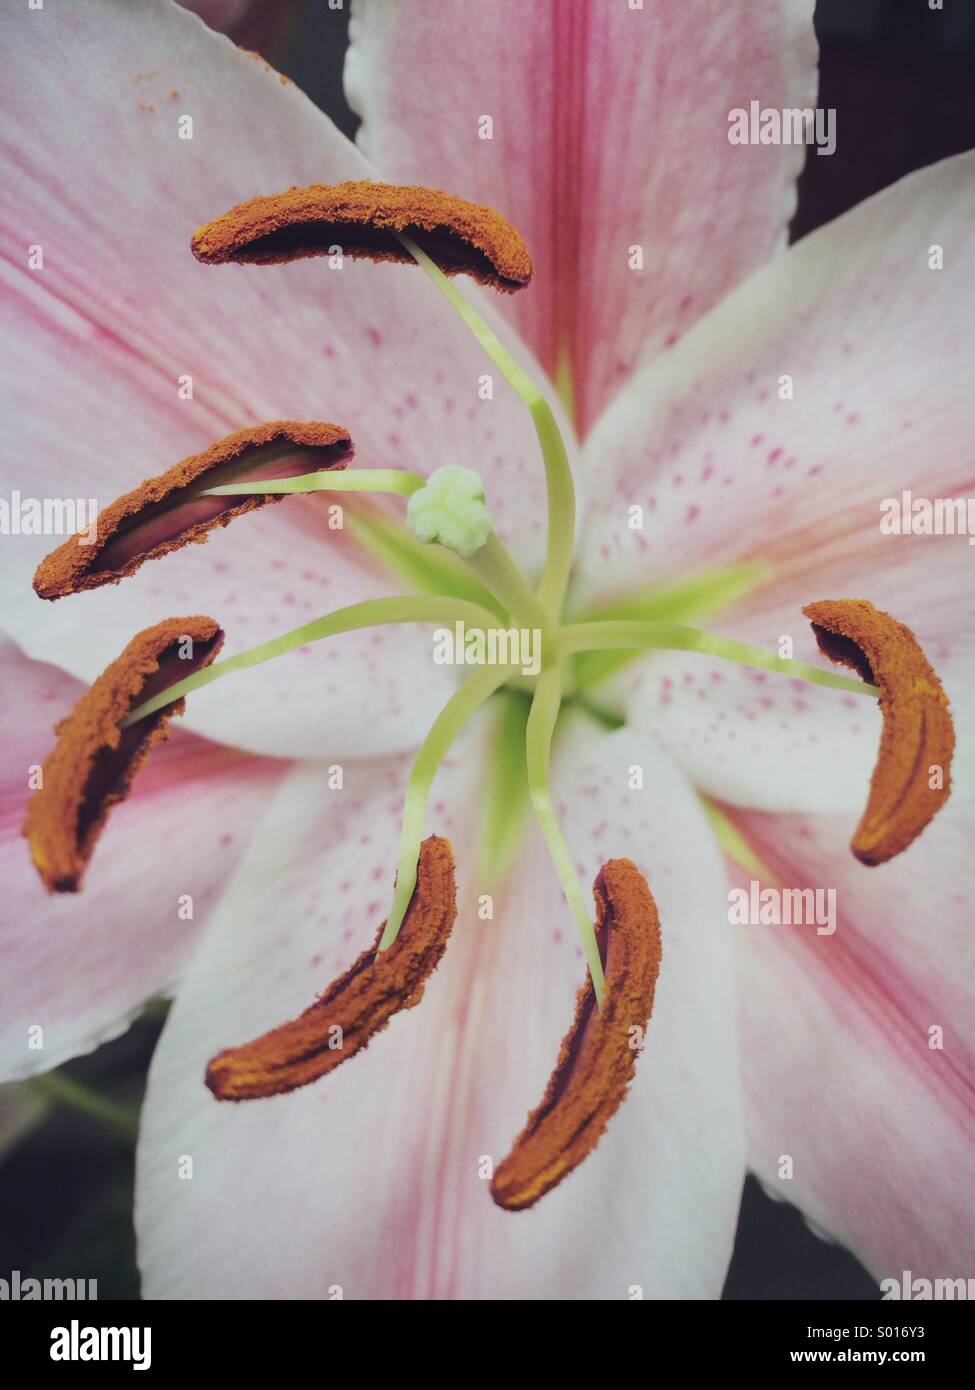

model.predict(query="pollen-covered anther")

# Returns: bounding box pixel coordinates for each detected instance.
[191,180,533,292]
[803,598,955,865]
[33,421,351,599]
[490,858,662,1212]
[205,836,457,1101]
[22,615,224,893]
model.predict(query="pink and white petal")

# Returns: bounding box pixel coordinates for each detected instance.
[346,0,818,435]
[623,655,883,815]
[0,0,561,757]
[576,152,975,609]
[136,720,743,1299]
[726,800,975,1279]
[617,543,974,815]
[0,638,286,1081]
[577,153,975,807]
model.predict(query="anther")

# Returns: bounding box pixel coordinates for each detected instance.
[804,598,955,864]
[206,836,457,1100]
[23,616,224,892]
[490,859,662,1211]
[191,180,532,292]
[33,421,350,599]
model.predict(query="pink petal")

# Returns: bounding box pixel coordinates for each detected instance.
[0,638,286,1080]
[346,0,818,434]
[577,151,975,606]
[621,637,884,815]
[726,800,975,1278]
[0,0,561,758]
[136,720,743,1298]
[578,153,975,808]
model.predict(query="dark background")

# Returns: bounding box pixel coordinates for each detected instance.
[2,0,972,1302]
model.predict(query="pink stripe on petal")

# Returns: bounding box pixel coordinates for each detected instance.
[346,0,818,434]
[725,802,975,1279]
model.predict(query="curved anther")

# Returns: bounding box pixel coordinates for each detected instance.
[804,598,954,864]
[23,616,224,892]
[191,180,532,292]
[206,836,457,1100]
[34,421,350,598]
[491,858,662,1211]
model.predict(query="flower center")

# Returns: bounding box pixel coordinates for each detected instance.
[25,178,954,1214]
[115,206,893,1008]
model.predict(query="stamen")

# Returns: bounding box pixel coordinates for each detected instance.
[191,181,533,293]
[491,858,662,1211]
[120,595,503,727]
[33,421,350,599]
[23,616,224,892]
[526,667,606,1004]
[379,665,521,952]
[803,599,955,864]
[558,619,879,697]
[206,836,456,1100]
[202,467,425,498]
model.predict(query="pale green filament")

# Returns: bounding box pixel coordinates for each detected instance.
[557,620,880,697]
[121,596,501,727]
[203,468,426,497]
[526,666,606,1004]
[570,562,768,691]
[395,234,576,620]
[477,691,532,888]
[379,664,521,951]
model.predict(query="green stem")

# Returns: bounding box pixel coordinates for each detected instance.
[202,468,426,497]
[463,532,550,632]
[395,234,576,621]
[558,621,880,697]
[121,596,503,727]
[31,1072,140,1143]
[379,663,520,950]
[525,665,606,1005]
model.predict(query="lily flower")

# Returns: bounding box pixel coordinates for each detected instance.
[1,0,972,1300]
